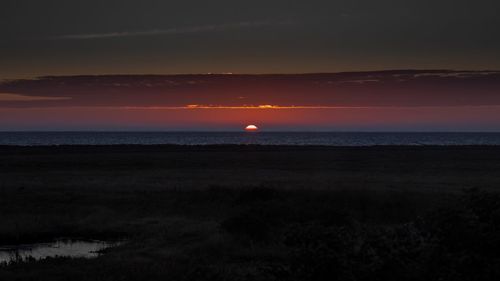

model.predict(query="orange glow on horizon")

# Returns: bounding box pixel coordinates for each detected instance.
[126,104,368,110]
[4,105,500,131]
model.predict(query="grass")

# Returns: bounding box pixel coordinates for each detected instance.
[0,145,499,280]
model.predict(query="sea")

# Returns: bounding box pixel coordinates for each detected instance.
[1,132,500,146]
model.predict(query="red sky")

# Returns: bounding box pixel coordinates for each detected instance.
[1,70,500,131]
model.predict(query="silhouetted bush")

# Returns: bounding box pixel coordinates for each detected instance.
[271,189,500,281]
[419,188,500,280]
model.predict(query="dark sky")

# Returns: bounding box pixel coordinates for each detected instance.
[1,0,500,79]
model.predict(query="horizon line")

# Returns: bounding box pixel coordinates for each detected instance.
[3,130,500,133]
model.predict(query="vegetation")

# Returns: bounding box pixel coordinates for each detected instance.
[0,146,499,280]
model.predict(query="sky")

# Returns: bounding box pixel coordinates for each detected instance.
[1,0,500,131]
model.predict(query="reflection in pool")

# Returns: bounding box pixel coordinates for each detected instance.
[0,239,120,264]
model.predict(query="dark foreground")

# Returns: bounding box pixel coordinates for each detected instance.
[1,145,500,281]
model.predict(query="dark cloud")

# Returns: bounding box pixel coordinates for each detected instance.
[1,70,500,108]
[54,20,293,40]
[0,93,71,101]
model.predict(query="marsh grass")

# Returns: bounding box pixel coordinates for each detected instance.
[1,146,499,280]
[0,187,498,281]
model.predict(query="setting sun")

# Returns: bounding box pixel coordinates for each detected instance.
[245,125,259,131]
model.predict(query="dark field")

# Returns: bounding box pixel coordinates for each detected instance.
[1,145,500,281]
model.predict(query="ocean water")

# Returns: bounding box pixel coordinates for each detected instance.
[1,132,500,146]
